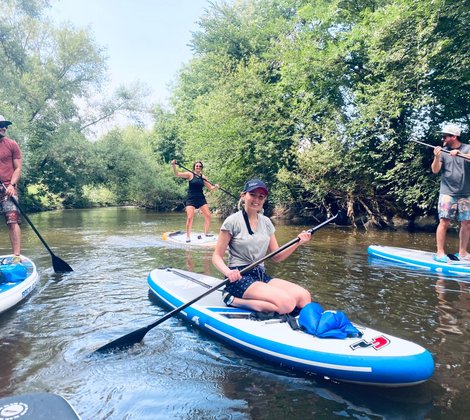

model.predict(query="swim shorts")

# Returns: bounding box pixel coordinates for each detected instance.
[0,194,21,225]
[438,194,470,221]
[224,265,273,298]
[186,196,207,209]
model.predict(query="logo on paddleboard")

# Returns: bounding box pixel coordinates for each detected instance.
[0,401,29,419]
[350,336,390,351]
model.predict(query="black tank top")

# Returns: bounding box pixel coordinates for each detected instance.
[187,176,205,199]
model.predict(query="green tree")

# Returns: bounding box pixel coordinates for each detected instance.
[95,127,184,210]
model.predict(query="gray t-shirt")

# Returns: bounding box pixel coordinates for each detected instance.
[440,143,470,196]
[221,210,276,267]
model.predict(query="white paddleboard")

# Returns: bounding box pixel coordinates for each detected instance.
[162,230,218,247]
[368,245,470,276]
[148,267,434,387]
[0,255,39,314]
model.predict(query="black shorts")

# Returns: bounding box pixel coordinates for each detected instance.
[186,196,207,209]
[224,265,273,298]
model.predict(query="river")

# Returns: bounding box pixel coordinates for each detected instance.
[0,207,468,419]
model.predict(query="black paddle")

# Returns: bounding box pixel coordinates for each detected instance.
[0,181,73,273]
[93,213,339,354]
[175,161,239,200]
[411,139,470,162]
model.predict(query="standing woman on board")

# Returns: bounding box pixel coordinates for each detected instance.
[171,159,218,242]
[212,179,312,314]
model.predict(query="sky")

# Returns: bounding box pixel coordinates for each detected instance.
[46,0,212,106]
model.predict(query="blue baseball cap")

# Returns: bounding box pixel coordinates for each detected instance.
[243,179,268,195]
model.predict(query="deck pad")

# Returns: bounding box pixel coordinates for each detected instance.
[162,231,218,247]
[0,392,80,419]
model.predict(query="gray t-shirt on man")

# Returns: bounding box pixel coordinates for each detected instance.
[220,210,275,268]
[440,143,470,196]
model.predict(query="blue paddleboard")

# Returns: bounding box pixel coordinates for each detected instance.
[148,267,434,387]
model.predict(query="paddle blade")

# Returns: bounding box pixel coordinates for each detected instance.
[52,254,73,273]
[94,326,149,354]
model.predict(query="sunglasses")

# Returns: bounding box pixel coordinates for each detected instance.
[0,124,8,129]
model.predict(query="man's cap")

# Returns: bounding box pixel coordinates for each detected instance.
[243,179,268,195]
[0,115,12,126]
[441,124,461,137]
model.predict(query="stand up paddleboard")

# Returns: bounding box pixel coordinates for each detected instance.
[368,245,470,276]
[148,267,434,387]
[0,392,80,419]
[162,230,218,247]
[0,255,39,314]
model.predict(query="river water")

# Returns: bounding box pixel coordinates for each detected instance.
[0,207,468,419]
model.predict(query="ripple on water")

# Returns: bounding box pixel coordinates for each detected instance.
[2,209,469,418]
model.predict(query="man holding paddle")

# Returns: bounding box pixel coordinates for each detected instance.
[0,115,22,263]
[431,124,470,262]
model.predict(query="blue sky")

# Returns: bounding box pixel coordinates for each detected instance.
[47,0,212,105]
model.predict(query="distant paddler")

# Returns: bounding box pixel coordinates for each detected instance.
[171,159,218,243]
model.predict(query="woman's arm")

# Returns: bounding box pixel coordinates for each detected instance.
[171,160,192,180]
[212,230,241,282]
[269,231,312,262]
[203,177,218,191]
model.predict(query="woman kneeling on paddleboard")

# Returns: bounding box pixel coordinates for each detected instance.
[212,179,312,314]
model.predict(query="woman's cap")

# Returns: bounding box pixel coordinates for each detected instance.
[441,124,461,137]
[0,115,12,126]
[243,179,268,195]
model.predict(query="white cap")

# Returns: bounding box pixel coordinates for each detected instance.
[0,115,12,126]
[441,124,461,137]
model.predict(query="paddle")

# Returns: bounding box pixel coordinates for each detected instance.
[93,213,339,354]
[0,181,73,273]
[411,139,470,162]
[175,161,239,200]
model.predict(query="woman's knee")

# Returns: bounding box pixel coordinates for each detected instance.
[298,289,311,307]
[275,295,297,314]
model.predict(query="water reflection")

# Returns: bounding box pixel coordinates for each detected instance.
[434,278,469,336]
[432,276,469,413]
[184,250,212,275]
[218,366,434,419]
[0,208,469,418]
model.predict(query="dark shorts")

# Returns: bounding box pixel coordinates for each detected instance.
[186,196,207,209]
[224,265,273,298]
[0,195,21,225]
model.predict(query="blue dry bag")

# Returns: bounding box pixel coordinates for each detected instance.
[0,263,28,284]
[298,302,362,339]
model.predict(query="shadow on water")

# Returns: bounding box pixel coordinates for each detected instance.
[0,208,468,418]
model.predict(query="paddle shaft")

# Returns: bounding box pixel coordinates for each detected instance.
[175,162,239,200]
[94,213,338,353]
[411,139,470,162]
[0,181,73,272]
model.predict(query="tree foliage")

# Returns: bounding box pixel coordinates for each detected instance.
[2,0,470,225]
[153,0,469,226]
